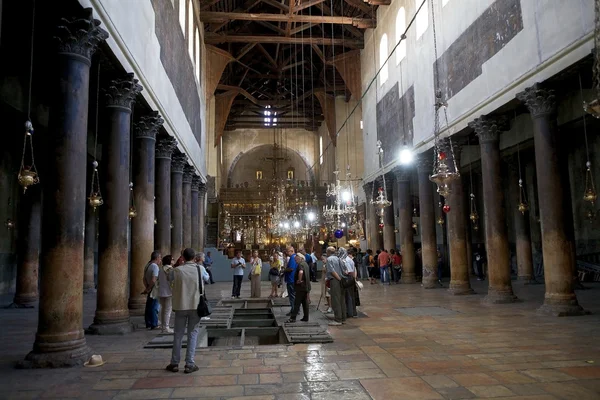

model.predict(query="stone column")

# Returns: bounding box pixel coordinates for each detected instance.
[417,156,439,288]
[470,116,517,303]
[129,111,163,315]
[445,143,474,295]
[89,73,142,335]
[14,185,41,306]
[517,84,585,316]
[381,178,396,251]
[171,153,187,256]
[508,158,534,281]
[182,165,194,249]
[394,169,416,283]
[24,9,107,367]
[198,182,207,251]
[155,137,177,256]
[191,175,200,251]
[83,202,96,293]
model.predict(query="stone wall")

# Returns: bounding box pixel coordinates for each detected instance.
[79,0,207,178]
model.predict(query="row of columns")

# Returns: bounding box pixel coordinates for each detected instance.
[12,8,208,367]
[364,83,585,316]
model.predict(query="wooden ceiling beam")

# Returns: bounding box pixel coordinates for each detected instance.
[343,0,372,14]
[236,43,257,60]
[228,116,323,123]
[209,0,261,32]
[316,3,365,38]
[200,0,223,11]
[200,12,376,29]
[295,0,326,12]
[224,123,318,131]
[205,34,363,48]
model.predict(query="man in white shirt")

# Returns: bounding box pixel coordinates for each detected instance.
[231,250,245,298]
[143,251,161,330]
[165,248,209,374]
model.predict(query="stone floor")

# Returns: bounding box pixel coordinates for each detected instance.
[1,278,600,399]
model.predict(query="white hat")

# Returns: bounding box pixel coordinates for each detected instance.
[356,281,364,290]
[84,354,105,367]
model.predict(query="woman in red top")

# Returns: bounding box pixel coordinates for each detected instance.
[391,249,402,284]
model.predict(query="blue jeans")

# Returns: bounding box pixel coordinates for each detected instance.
[287,282,296,310]
[171,310,201,366]
[380,267,389,283]
[145,294,159,328]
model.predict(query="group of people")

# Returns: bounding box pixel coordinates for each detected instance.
[142,248,211,374]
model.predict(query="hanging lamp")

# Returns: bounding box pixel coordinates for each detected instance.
[88,63,103,210]
[18,3,40,194]
[428,0,460,203]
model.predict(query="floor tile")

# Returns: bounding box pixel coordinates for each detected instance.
[361,377,444,399]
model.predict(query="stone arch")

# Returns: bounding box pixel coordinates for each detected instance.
[227,144,315,187]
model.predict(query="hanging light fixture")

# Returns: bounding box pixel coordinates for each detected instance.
[579,74,598,212]
[428,0,459,204]
[17,2,39,194]
[128,182,137,219]
[467,136,479,230]
[88,63,103,211]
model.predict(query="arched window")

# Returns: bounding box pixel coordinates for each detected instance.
[178,0,185,35]
[195,28,200,82]
[416,0,429,39]
[395,7,406,65]
[379,33,388,85]
[187,0,194,61]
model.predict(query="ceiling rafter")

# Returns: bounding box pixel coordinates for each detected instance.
[200,11,376,29]
[204,34,363,48]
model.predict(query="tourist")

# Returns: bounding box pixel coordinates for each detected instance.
[326,246,346,326]
[320,254,332,313]
[165,248,209,374]
[204,251,214,284]
[474,243,487,281]
[286,254,311,323]
[391,249,402,284]
[340,247,357,318]
[268,255,280,298]
[231,250,245,298]
[284,246,298,316]
[158,255,174,333]
[310,249,318,282]
[250,250,262,298]
[365,249,376,284]
[378,248,391,284]
[143,250,161,330]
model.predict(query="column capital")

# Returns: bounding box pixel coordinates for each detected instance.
[54,8,108,63]
[155,136,177,159]
[198,182,207,195]
[440,138,463,166]
[134,111,163,141]
[183,165,195,184]
[171,153,187,173]
[416,153,433,173]
[469,115,509,144]
[103,73,143,111]
[516,83,557,117]
[392,167,411,182]
[191,175,201,191]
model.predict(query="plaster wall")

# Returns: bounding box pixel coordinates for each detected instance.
[361,0,594,181]
[221,128,319,188]
[79,0,207,180]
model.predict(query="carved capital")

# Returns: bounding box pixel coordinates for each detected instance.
[440,138,463,166]
[469,115,509,144]
[54,8,108,63]
[103,73,143,110]
[416,153,433,174]
[198,182,207,195]
[183,165,195,184]
[191,175,201,191]
[171,153,187,173]
[392,167,411,182]
[516,83,557,118]
[134,111,164,140]
[155,136,177,159]
[363,181,374,199]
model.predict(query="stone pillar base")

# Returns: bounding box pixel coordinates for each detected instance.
[422,279,440,289]
[87,320,133,335]
[19,340,92,368]
[537,297,589,317]
[400,273,417,284]
[483,288,519,304]
[448,282,475,295]
[128,297,145,316]
[13,293,38,307]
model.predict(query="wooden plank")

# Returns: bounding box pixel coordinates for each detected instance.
[205,34,364,48]
[201,11,375,28]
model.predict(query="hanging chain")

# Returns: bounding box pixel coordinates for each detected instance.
[593,0,600,97]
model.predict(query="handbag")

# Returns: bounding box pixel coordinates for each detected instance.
[196,265,212,318]
[341,275,355,289]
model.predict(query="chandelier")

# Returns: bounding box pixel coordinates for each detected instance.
[370,141,392,228]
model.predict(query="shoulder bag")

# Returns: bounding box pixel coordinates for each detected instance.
[196,265,212,318]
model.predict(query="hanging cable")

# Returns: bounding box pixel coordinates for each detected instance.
[88,63,103,210]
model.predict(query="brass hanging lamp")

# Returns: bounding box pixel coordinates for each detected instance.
[128,182,137,219]
[88,63,103,211]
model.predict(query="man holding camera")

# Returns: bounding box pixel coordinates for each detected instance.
[231,250,245,298]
